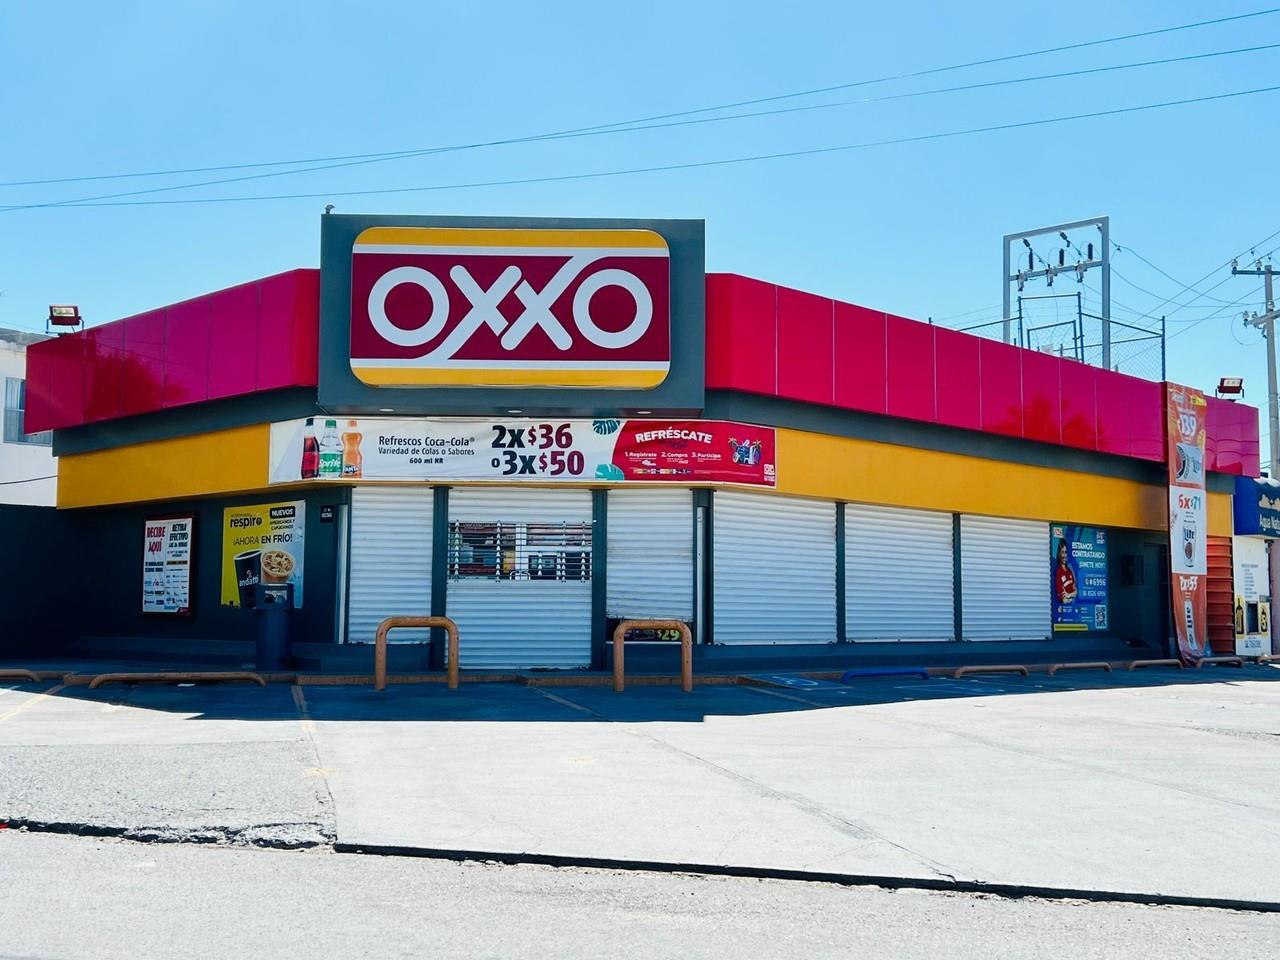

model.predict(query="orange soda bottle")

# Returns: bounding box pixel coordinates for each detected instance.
[341,420,363,478]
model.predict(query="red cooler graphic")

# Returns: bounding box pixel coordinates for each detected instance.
[349,227,671,389]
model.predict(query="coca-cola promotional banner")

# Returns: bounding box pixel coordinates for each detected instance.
[269,417,776,487]
[1166,382,1209,661]
[349,227,671,389]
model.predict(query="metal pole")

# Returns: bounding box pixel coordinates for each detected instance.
[1160,315,1167,381]
[1100,216,1111,371]
[1266,266,1279,477]
[1002,238,1012,345]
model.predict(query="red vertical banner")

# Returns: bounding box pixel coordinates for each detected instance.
[1166,383,1209,661]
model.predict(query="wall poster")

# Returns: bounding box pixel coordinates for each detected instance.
[142,516,194,615]
[220,501,305,609]
[1051,524,1108,632]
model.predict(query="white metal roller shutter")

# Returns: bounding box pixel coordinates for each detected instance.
[846,503,954,641]
[713,491,836,644]
[346,487,433,644]
[607,489,694,620]
[960,515,1051,640]
[447,488,593,669]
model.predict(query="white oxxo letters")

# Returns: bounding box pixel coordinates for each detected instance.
[367,256,653,358]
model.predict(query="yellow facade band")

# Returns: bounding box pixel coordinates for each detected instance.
[54,420,1233,537]
[350,366,668,388]
[353,227,669,249]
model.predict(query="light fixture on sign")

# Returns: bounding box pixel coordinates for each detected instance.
[47,304,82,333]
[635,410,652,416]
[1216,377,1244,399]
[507,409,523,415]
[378,408,395,413]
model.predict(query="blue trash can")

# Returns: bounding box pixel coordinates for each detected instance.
[253,582,294,670]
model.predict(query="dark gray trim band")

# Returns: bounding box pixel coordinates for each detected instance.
[591,489,608,670]
[835,502,847,643]
[430,486,449,670]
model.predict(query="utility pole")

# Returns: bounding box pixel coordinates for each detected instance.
[1234,259,1279,476]
[1235,258,1280,658]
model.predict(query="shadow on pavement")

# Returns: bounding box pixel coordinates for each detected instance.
[2,662,1277,724]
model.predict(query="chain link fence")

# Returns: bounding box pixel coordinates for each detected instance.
[953,294,1165,381]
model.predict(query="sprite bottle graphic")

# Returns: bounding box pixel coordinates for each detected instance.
[318,419,343,478]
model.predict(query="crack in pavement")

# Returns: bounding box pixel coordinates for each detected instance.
[531,686,960,881]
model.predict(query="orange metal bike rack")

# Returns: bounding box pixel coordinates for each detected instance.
[950,664,1029,679]
[1046,661,1114,676]
[374,616,460,692]
[1125,659,1184,670]
[612,620,693,693]
[0,670,40,683]
[1195,656,1244,668]
[87,671,267,689]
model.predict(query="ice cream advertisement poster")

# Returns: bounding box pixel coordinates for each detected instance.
[268,417,776,487]
[220,501,305,609]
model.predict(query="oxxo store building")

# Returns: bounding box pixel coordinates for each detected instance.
[25,215,1262,673]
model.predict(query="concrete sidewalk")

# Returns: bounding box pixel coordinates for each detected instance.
[1,667,1277,904]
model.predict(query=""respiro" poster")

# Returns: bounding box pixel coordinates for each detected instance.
[220,501,306,609]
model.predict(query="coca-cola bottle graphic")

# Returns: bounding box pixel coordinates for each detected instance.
[300,418,320,479]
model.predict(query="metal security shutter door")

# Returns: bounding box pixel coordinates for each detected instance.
[713,491,837,643]
[447,488,593,669]
[607,489,694,620]
[346,487,433,643]
[960,515,1050,641]
[846,504,954,641]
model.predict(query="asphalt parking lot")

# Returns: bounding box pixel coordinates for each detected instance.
[1,665,1277,906]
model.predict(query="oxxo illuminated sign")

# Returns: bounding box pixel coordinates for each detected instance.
[349,227,671,388]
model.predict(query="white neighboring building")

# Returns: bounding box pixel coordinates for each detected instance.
[0,328,56,506]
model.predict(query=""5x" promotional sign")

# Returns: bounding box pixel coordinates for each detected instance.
[349,227,671,388]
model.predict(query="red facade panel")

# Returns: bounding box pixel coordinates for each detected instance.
[704,273,776,395]
[885,314,935,423]
[258,270,319,391]
[979,339,1023,438]
[1094,372,1131,457]
[1059,360,1098,452]
[833,302,887,414]
[22,333,85,433]
[776,287,834,406]
[119,310,166,417]
[1127,377,1164,462]
[207,283,260,398]
[1020,350,1062,446]
[933,327,981,431]
[83,324,124,423]
[164,297,211,408]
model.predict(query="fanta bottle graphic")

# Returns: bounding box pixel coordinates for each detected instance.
[300,417,320,479]
[342,420,363,478]
[319,419,343,478]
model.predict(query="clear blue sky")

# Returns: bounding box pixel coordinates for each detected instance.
[2,2,1277,454]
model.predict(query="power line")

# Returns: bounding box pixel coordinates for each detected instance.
[11,83,1280,211]
[7,40,1279,213]
[1,5,1277,191]
[0,474,56,486]
[1111,242,1238,304]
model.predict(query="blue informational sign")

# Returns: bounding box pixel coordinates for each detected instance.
[1233,475,1280,538]
[1051,525,1109,632]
